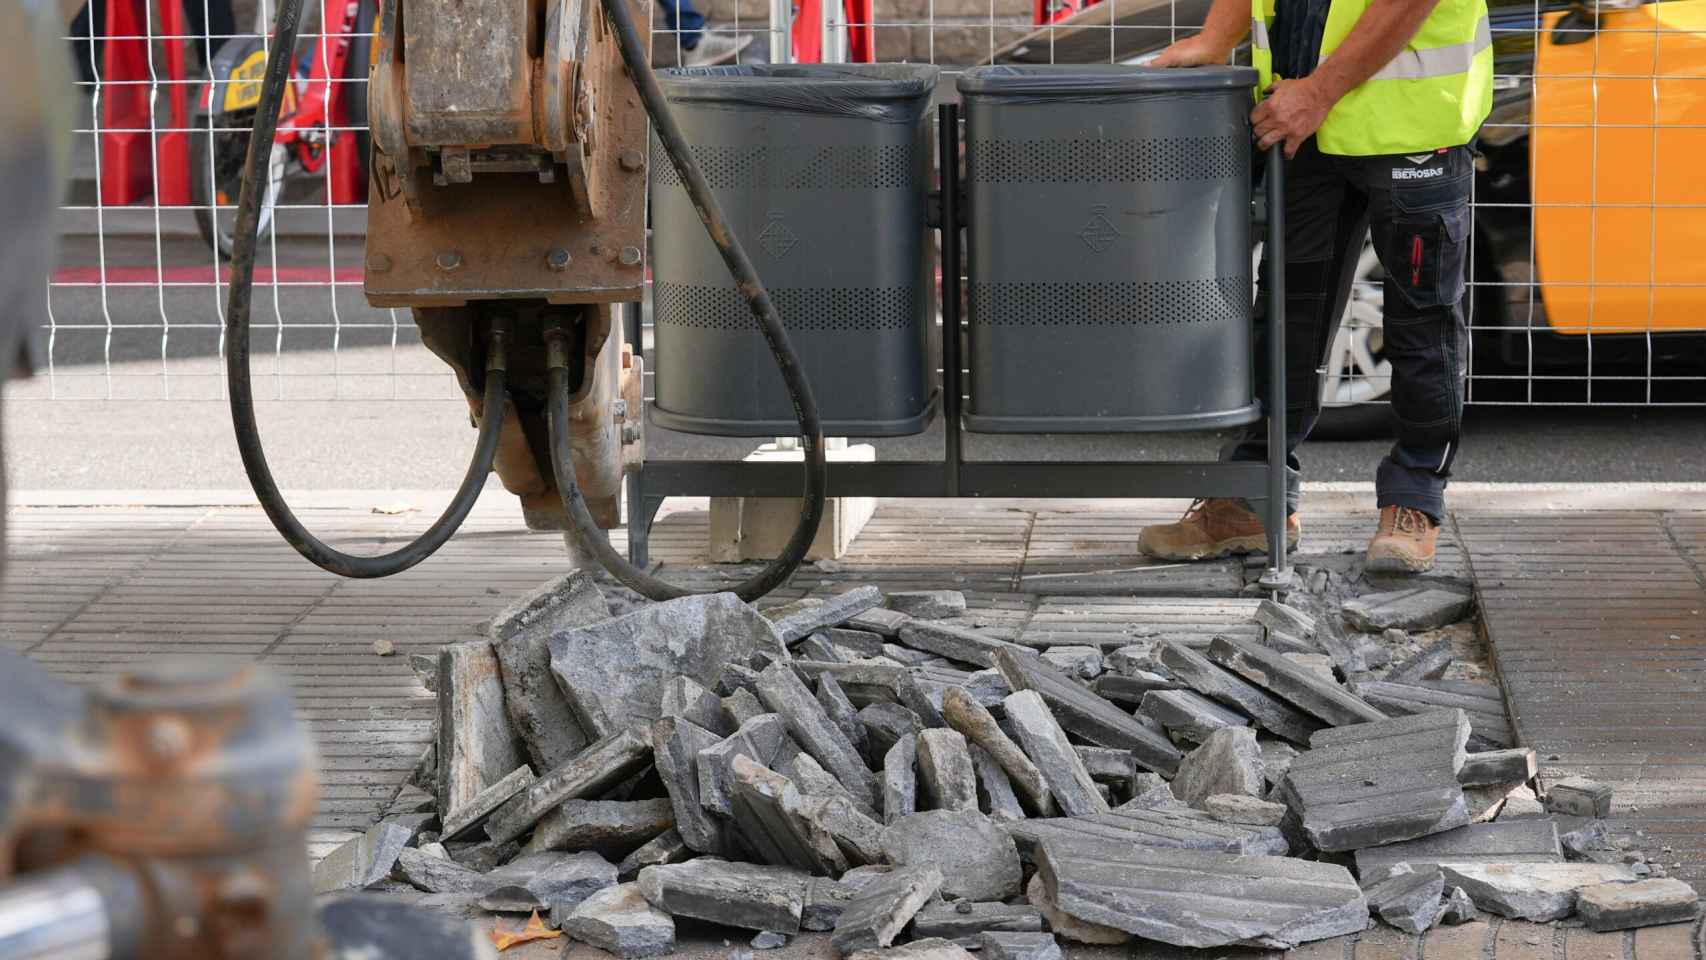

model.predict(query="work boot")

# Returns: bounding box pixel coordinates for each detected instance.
[682,33,754,67]
[1366,505,1439,573]
[1137,498,1301,561]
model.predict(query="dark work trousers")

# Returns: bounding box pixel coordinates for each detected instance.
[1229,136,1472,521]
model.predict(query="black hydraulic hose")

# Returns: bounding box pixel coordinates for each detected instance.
[548,0,826,602]
[221,0,508,577]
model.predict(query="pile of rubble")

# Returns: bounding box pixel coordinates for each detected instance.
[316,574,1700,956]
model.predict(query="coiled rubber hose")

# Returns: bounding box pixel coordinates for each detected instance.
[223,0,508,578]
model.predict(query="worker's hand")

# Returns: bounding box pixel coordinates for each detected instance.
[1251,77,1335,158]
[1152,35,1230,68]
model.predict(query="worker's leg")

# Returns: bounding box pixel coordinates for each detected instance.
[657,0,706,50]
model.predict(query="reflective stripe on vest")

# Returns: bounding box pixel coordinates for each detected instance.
[1356,16,1491,82]
[1251,16,1271,50]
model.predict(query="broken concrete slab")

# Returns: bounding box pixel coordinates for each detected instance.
[772,586,884,643]
[1171,726,1264,808]
[721,662,765,698]
[803,876,858,931]
[830,864,944,955]
[882,644,942,668]
[661,675,727,736]
[996,649,1182,776]
[917,728,979,812]
[313,821,413,894]
[485,726,654,844]
[1387,637,1454,683]
[977,931,1061,960]
[1352,679,1514,749]
[897,622,1019,669]
[697,713,791,820]
[1500,787,1546,820]
[481,850,618,914]
[637,858,809,934]
[1367,865,1446,934]
[617,829,691,881]
[801,792,887,866]
[1441,862,1638,921]
[522,798,676,858]
[1207,636,1386,727]
[1157,641,1321,745]
[439,764,534,841]
[436,640,529,818]
[1459,748,1538,788]
[847,607,911,638]
[796,660,946,727]
[563,882,676,958]
[970,744,1026,822]
[942,687,1053,817]
[1074,746,1137,792]
[796,634,848,664]
[824,628,887,660]
[1026,873,1132,945]
[1002,690,1107,818]
[394,845,484,894]
[756,661,880,811]
[1576,878,1699,931]
[883,734,918,825]
[1440,885,1477,924]
[1139,689,1251,744]
[488,572,606,770]
[1342,588,1473,633]
[652,716,731,855]
[444,837,519,873]
[847,938,977,960]
[859,701,923,766]
[1259,738,1299,788]
[1556,816,1616,861]
[1039,646,1103,681]
[882,809,1022,901]
[887,590,967,621]
[817,675,867,757]
[1035,835,1367,948]
[1255,598,1317,637]
[1547,777,1614,818]
[729,755,849,875]
[1091,673,1180,708]
[1204,793,1286,826]
[1283,652,1338,684]
[1278,709,1472,852]
[1007,806,1288,859]
[550,592,786,738]
[724,688,767,729]
[913,902,1044,944]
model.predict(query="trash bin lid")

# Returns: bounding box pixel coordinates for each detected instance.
[957,64,1258,98]
[660,64,940,121]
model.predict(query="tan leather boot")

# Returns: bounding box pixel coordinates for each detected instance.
[1366,505,1439,573]
[1138,498,1301,561]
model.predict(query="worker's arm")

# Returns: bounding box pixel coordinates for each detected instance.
[1151,0,1251,66]
[1252,0,1445,156]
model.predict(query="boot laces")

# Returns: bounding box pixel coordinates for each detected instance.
[1389,507,1429,536]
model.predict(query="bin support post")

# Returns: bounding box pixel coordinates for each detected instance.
[1258,145,1293,592]
[938,103,963,497]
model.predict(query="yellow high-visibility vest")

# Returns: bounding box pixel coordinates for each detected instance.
[1251,0,1493,156]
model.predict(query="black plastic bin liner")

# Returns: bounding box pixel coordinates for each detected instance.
[959,64,1264,434]
[649,64,940,438]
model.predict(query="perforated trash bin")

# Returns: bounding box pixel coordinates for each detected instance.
[959,65,1262,433]
[649,64,939,437]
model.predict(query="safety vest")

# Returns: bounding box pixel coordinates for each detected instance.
[1251,0,1493,156]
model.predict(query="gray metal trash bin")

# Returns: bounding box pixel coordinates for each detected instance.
[649,64,939,437]
[959,65,1262,433]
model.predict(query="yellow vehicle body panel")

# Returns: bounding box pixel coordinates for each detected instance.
[1532,0,1706,334]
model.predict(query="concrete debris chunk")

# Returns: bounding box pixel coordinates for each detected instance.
[1282,652,1338,684]
[563,882,676,958]
[847,938,977,960]
[803,876,859,931]
[1459,748,1538,788]
[771,586,885,643]
[859,701,924,765]
[898,622,1018,669]
[1139,689,1251,744]
[1171,726,1265,808]
[913,902,1044,944]
[1576,878,1699,931]
[803,792,887,866]
[1158,641,1322,745]
[1354,678,1514,748]
[485,726,653,844]
[796,633,849,664]
[881,810,1022,902]
[652,716,731,855]
[395,845,484,894]
[969,743,1026,821]
[996,649,1183,775]
[1556,816,1616,861]
[1002,690,1107,817]
[409,653,438,692]
[917,728,979,812]
[439,764,534,841]
[724,688,767,729]
[1440,885,1478,924]
[977,932,1061,960]
[436,640,529,818]
[1204,793,1286,826]
[1026,873,1132,945]
[488,572,606,770]
[821,628,886,659]
[1259,738,1300,788]
[887,590,967,620]
[1073,746,1137,790]
[1035,835,1367,949]
[661,675,727,736]
[1278,709,1472,852]
[1008,807,1288,859]
[780,750,864,810]
[817,675,868,756]
[1342,588,1473,633]
[798,660,947,726]
[1546,776,1614,818]
[1092,673,1180,707]
[847,607,911,638]
[480,850,618,914]
[444,838,519,873]
[1366,865,1447,933]
[882,734,918,825]
[522,798,675,858]
[729,754,849,875]
[1441,862,1637,922]
[830,864,944,955]
[721,662,765,698]
[312,821,413,894]
[1255,599,1317,639]
[751,929,790,949]
[1355,820,1563,883]
[1039,646,1104,680]
[1387,637,1455,683]
[942,687,1054,817]
[1104,644,1160,677]
[882,644,941,667]
[756,661,880,811]
[549,592,786,738]
[1207,636,1386,726]
[697,713,791,819]
[1499,788,1547,820]
[638,858,808,933]
[618,829,691,881]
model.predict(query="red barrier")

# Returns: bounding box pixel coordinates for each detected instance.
[100,0,194,206]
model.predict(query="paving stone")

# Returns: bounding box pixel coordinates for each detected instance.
[1138,689,1251,744]
[847,608,911,637]
[968,743,1026,821]
[962,669,1013,709]
[1104,643,1163,677]
[772,586,884,643]
[1040,646,1104,680]
[481,850,618,913]
[721,662,765,698]
[637,858,809,934]
[1277,709,1472,852]
[1556,816,1617,861]
[817,675,868,757]
[996,649,1183,776]
[1366,865,1446,933]
[651,715,731,855]
[1342,588,1474,633]
[977,931,1061,960]
[882,644,942,667]
[826,628,888,660]
[1171,726,1264,808]
[1158,641,1322,745]
[757,661,880,811]
[798,661,947,727]
[803,876,859,931]
[1034,834,1368,948]
[617,829,691,881]
[802,791,887,866]
[1255,599,1318,639]
[394,845,484,894]
[1008,807,1288,858]
[797,633,848,664]
[486,726,654,844]
[1017,563,1243,597]
[436,640,529,818]
[913,902,1044,944]
[1204,793,1286,826]
[897,622,1019,669]
[1499,788,1546,820]
[1355,821,1564,882]
[661,675,727,736]
[522,798,676,857]
[1025,874,1133,945]
[882,809,1022,901]
[724,689,767,729]
[439,764,535,841]
[1575,878,1699,931]
[883,734,918,825]
[942,687,1054,817]
[1283,653,1339,685]
[1207,636,1387,727]
[488,572,606,770]
[860,701,924,766]
[1353,679,1514,749]
[831,864,944,955]
[1440,885,1478,924]
[887,590,967,620]
[847,938,977,960]
[780,750,867,812]
[1441,862,1637,921]
[562,882,676,958]
[313,821,414,894]
[444,837,519,873]
[1259,738,1300,788]
[550,592,786,738]
[1387,637,1455,684]
[729,754,849,875]
[1547,777,1614,818]
[1459,748,1537,788]
[1074,746,1138,790]
[1002,690,1107,817]
[917,728,979,812]
[1091,673,1180,707]
[698,713,791,819]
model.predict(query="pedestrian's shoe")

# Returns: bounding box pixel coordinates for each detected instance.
[1137,498,1301,561]
[1366,505,1439,573]
[682,33,754,67]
